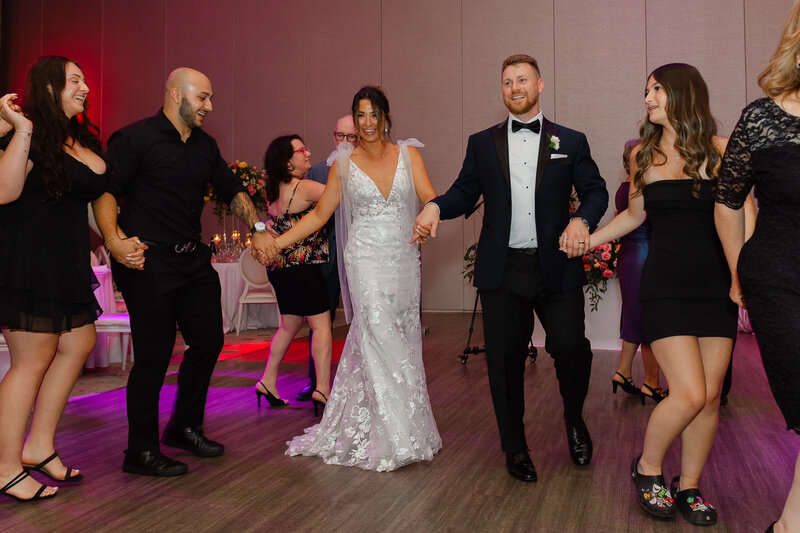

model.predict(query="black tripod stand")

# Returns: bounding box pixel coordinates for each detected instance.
[460,290,538,364]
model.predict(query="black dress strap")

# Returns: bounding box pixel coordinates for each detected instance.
[285,180,302,214]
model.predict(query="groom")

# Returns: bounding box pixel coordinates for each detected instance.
[416,54,607,481]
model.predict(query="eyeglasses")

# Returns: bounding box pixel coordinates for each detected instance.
[334,131,358,142]
[293,147,310,155]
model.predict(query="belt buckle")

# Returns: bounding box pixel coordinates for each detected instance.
[174,242,197,254]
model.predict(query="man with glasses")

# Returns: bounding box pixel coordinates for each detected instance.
[295,115,356,401]
[94,68,276,477]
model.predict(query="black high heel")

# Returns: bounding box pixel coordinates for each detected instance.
[311,389,328,416]
[0,471,57,502]
[255,381,289,408]
[612,372,639,395]
[640,384,668,405]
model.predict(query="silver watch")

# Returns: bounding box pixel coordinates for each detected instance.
[252,221,267,233]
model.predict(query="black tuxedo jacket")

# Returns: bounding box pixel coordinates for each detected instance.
[435,117,608,293]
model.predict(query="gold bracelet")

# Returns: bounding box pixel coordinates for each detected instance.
[15,130,32,134]
[104,236,120,247]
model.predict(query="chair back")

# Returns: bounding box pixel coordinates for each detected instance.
[95,246,111,266]
[239,247,271,289]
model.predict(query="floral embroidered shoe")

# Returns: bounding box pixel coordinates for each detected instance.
[670,477,717,526]
[631,456,675,519]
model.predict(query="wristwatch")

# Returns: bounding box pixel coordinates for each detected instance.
[251,221,267,233]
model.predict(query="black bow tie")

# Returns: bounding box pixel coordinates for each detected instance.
[511,119,540,134]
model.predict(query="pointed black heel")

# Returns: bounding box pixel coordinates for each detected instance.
[311,389,328,416]
[612,372,639,395]
[640,384,668,405]
[255,380,289,408]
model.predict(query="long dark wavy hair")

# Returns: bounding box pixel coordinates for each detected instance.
[263,134,303,203]
[24,56,105,201]
[351,85,392,142]
[634,63,719,198]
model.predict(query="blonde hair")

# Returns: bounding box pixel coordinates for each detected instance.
[758,0,800,97]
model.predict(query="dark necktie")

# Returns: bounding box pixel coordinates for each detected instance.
[511,119,540,133]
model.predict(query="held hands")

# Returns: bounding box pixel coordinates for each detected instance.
[250,231,279,265]
[411,203,441,244]
[558,218,591,258]
[107,236,148,270]
[0,94,32,135]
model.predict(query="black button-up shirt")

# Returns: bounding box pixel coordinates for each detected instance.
[106,109,246,243]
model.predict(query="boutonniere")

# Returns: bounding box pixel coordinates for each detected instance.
[547,134,560,151]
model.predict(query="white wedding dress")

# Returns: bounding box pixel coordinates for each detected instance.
[286,141,441,472]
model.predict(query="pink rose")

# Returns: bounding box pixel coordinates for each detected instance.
[603,269,613,278]
[601,251,611,261]
[599,261,607,269]
[602,243,612,252]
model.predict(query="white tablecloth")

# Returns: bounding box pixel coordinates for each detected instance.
[213,262,278,333]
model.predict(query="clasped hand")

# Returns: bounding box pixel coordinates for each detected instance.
[411,203,440,244]
[250,231,280,265]
[558,218,591,258]
[107,237,148,270]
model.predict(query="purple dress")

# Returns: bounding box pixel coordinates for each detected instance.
[615,181,650,344]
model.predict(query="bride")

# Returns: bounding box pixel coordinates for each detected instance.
[271,86,441,471]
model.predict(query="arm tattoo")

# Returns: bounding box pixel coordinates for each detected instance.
[230,192,259,228]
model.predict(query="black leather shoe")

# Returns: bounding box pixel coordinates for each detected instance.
[122,450,187,477]
[162,425,225,457]
[505,450,538,482]
[296,382,315,402]
[566,419,593,466]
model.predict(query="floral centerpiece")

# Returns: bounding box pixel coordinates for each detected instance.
[204,160,268,224]
[582,240,621,312]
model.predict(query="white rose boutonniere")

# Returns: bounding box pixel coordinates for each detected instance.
[548,134,560,151]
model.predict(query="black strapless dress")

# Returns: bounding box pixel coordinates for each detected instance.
[639,179,737,342]
[0,135,107,332]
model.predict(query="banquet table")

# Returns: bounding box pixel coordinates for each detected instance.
[212,261,278,333]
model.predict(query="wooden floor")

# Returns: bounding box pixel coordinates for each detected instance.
[1,313,797,532]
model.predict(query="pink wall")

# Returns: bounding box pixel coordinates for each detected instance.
[2,0,795,311]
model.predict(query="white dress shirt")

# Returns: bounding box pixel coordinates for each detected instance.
[507,111,543,248]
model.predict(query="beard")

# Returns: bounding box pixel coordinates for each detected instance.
[178,97,199,128]
[504,92,537,116]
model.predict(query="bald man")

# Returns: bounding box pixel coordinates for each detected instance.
[95,68,276,477]
[295,115,355,401]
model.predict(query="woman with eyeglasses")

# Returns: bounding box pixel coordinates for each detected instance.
[253,135,331,415]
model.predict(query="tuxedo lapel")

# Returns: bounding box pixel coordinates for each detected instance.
[492,120,511,190]
[536,118,558,191]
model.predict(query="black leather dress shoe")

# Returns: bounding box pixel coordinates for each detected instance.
[505,450,538,482]
[566,419,593,466]
[162,425,225,457]
[296,382,315,402]
[122,450,188,477]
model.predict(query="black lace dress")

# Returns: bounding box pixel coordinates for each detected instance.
[0,133,105,332]
[716,97,800,433]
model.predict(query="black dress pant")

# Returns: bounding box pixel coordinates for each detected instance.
[111,244,223,453]
[479,250,593,454]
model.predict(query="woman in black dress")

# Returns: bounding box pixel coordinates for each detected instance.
[0,57,141,502]
[716,3,800,531]
[587,64,736,526]
[253,135,331,413]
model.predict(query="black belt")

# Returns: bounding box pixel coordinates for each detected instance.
[508,247,538,255]
[140,239,200,254]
